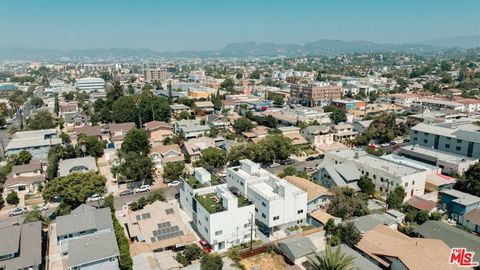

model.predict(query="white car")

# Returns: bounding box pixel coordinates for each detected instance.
[87,194,104,202]
[269,162,280,168]
[135,185,151,193]
[168,181,181,187]
[9,207,27,216]
[41,204,48,210]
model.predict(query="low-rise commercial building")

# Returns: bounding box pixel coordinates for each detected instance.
[76,77,105,92]
[290,83,342,107]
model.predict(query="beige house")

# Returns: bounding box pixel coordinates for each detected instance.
[149,144,184,170]
[3,161,46,194]
[109,122,136,149]
[124,201,196,252]
[182,137,215,162]
[300,125,334,148]
[333,123,357,142]
[144,121,174,144]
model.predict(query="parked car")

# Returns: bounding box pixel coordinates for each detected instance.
[87,194,104,202]
[380,143,390,147]
[282,159,295,165]
[306,156,318,161]
[269,162,280,168]
[9,207,27,217]
[135,185,151,193]
[119,189,134,196]
[168,181,181,187]
[199,240,212,253]
[41,204,49,211]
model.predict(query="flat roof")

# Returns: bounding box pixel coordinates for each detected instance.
[400,145,478,163]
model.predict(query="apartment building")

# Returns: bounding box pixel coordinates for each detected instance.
[290,83,342,107]
[300,125,334,148]
[76,77,105,92]
[410,120,480,158]
[226,160,308,235]
[324,150,428,200]
[179,168,254,252]
[144,68,171,82]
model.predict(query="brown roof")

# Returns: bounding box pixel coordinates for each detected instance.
[309,209,335,224]
[75,125,102,137]
[406,196,437,212]
[109,122,135,133]
[12,161,43,175]
[464,209,480,226]
[4,174,46,188]
[284,176,331,201]
[357,225,463,270]
[284,132,309,145]
[150,144,182,155]
[144,121,172,131]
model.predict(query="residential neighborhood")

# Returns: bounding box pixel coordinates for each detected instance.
[1,1,480,270]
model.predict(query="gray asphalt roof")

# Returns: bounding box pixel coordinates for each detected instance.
[0,225,20,256]
[278,237,317,260]
[68,231,119,268]
[414,221,480,262]
[0,221,42,270]
[58,156,97,177]
[349,213,397,233]
[56,205,113,237]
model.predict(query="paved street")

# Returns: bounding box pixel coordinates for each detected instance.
[265,159,324,175]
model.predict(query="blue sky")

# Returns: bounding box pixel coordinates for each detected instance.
[1,0,479,51]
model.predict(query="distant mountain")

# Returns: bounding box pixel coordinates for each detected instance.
[0,37,478,60]
[419,35,480,49]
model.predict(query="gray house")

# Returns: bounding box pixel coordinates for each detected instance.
[67,231,120,270]
[314,159,361,191]
[58,156,98,177]
[56,204,113,245]
[0,221,42,270]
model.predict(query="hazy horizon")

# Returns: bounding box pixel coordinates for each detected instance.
[1,0,480,51]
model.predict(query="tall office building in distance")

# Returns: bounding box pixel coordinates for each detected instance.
[76,77,106,92]
[144,68,172,82]
[290,83,342,107]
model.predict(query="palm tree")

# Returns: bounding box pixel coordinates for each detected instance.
[308,245,355,270]
[8,91,26,129]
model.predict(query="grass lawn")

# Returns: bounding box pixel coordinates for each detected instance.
[195,193,224,214]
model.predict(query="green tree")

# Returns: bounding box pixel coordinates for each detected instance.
[0,193,4,209]
[118,152,153,184]
[63,92,75,102]
[99,107,112,123]
[9,90,27,129]
[213,89,222,111]
[220,78,234,91]
[201,253,223,270]
[24,206,49,224]
[324,218,336,235]
[337,222,362,247]
[308,245,355,270]
[330,109,347,124]
[415,210,430,225]
[112,214,133,270]
[358,176,375,197]
[77,134,105,158]
[6,191,19,205]
[112,95,137,123]
[42,172,106,210]
[196,147,227,169]
[107,81,124,108]
[17,150,32,165]
[430,211,442,221]
[440,60,452,71]
[387,186,406,210]
[177,111,191,120]
[121,128,150,156]
[327,187,369,219]
[54,94,59,115]
[31,97,44,108]
[256,134,293,163]
[233,117,254,133]
[227,143,258,166]
[454,162,480,197]
[27,111,56,130]
[163,162,185,182]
